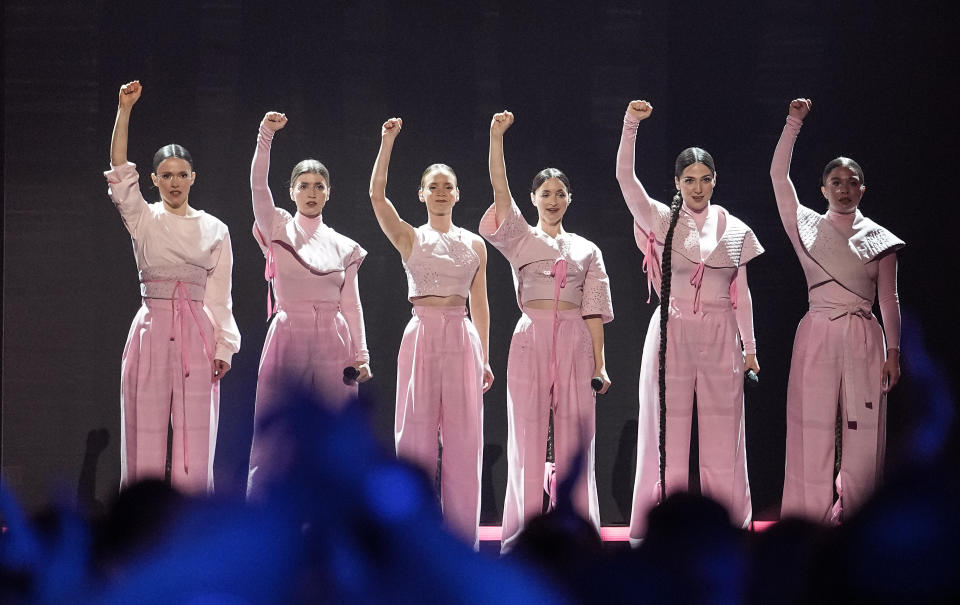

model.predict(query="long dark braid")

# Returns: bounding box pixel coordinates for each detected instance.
[657,192,683,502]
[657,146,716,503]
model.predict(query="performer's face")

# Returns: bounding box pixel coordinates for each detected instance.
[531,177,570,227]
[674,163,715,212]
[151,157,196,213]
[290,173,330,218]
[418,170,460,216]
[821,166,865,213]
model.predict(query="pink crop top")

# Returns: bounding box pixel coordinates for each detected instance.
[403,225,480,301]
[479,200,614,323]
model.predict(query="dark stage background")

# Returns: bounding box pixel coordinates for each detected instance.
[3,0,955,524]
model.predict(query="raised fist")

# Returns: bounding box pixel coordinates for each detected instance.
[118,80,142,109]
[788,98,812,120]
[382,117,403,139]
[262,111,288,132]
[490,110,514,136]
[626,100,653,122]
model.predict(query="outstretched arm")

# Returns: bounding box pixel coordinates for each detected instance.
[770,98,811,231]
[110,81,142,166]
[251,112,287,238]
[616,100,660,232]
[488,111,515,226]
[369,117,414,258]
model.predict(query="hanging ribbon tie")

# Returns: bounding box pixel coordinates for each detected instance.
[689,261,705,314]
[264,244,277,320]
[549,258,568,411]
[640,231,660,303]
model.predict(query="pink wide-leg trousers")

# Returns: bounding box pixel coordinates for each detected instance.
[395,305,484,548]
[246,301,359,500]
[781,308,886,523]
[629,301,751,540]
[500,307,600,553]
[121,297,218,494]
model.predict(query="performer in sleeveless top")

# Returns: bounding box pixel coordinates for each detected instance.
[105,80,240,494]
[771,98,903,523]
[245,112,371,500]
[369,117,493,549]
[617,100,763,542]
[483,110,613,552]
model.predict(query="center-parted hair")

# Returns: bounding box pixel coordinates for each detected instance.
[420,163,457,189]
[152,144,194,173]
[820,156,864,186]
[531,167,572,194]
[289,159,330,189]
[656,147,716,500]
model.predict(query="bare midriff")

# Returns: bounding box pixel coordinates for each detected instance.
[411,294,468,307]
[524,298,579,311]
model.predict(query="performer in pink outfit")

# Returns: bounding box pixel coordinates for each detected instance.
[771,99,903,524]
[617,100,763,542]
[369,117,494,549]
[482,111,613,553]
[105,81,240,494]
[245,112,372,500]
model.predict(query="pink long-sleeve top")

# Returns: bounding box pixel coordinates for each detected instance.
[616,115,762,353]
[251,125,369,362]
[105,162,241,364]
[479,200,614,323]
[770,115,903,350]
[403,225,479,301]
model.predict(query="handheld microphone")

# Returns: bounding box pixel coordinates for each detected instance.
[744,369,759,389]
[343,366,360,385]
[591,377,604,392]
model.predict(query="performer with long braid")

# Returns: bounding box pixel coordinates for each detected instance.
[105,80,240,494]
[369,117,493,549]
[482,110,613,553]
[245,111,372,500]
[771,98,902,523]
[616,100,762,542]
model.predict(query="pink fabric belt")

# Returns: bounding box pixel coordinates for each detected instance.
[411,305,468,349]
[811,303,875,428]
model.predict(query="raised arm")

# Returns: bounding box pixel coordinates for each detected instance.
[369,118,415,258]
[468,236,494,392]
[250,112,287,237]
[769,98,811,231]
[488,111,516,226]
[110,81,141,166]
[616,100,660,232]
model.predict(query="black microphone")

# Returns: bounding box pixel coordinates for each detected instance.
[744,369,759,389]
[343,366,360,385]
[591,377,604,392]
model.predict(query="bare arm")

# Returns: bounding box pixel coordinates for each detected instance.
[584,316,610,394]
[488,111,516,226]
[369,118,415,258]
[468,236,494,392]
[770,99,811,231]
[110,81,141,166]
